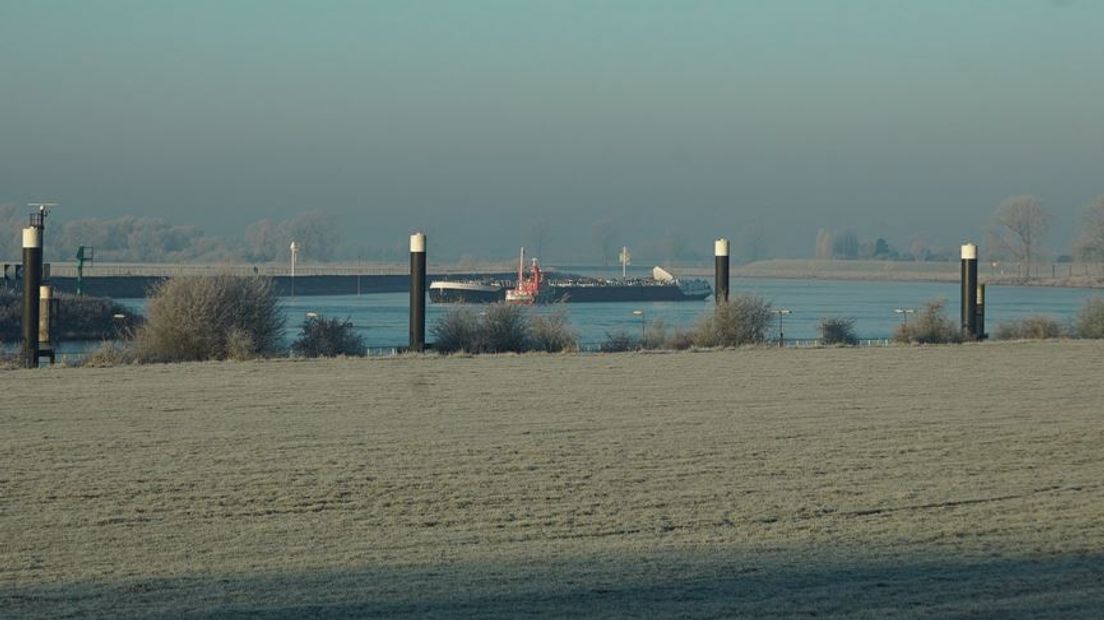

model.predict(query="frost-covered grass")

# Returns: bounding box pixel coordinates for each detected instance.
[3,341,1104,618]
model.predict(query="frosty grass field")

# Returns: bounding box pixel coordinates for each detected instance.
[3,341,1104,618]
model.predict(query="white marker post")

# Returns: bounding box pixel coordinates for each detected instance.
[38,285,54,363]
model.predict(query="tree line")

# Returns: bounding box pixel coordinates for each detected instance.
[814,194,1104,273]
[0,206,342,264]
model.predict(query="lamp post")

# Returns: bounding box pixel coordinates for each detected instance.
[631,309,645,348]
[773,308,791,348]
[289,241,300,298]
[894,307,915,327]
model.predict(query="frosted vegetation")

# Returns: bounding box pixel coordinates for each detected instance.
[20,271,1102,369]
[3,342,1104,617]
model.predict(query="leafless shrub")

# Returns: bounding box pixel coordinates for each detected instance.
[693,295,773,347]
[600,329,638,353]
[292,315,366,357]
[642,318,668,350]
[819,316,859,346]
[82,341,135,367]
[893,300,962,344]
[531,307,577,353]
[1075,297,1104,339]
[666,328,696,350]
[481,303,532,353]
[994,316,1068,340]
[132,275,284,362]
[225,327,258,361]
[431,306,484,353]
[431,304,575,354]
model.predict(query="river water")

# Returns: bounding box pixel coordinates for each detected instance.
[14,277,1097,358]
[123,278,1100,350]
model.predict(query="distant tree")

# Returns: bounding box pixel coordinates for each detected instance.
[52,216,230,263]
[661,231,689,265]
[910,239,930,262]
[244,211,342,263]
[873,238,893,259]
[0,203,22,260]
[282,211,341,262]
[737,222,767,263]
[1073,195,1104,268]
[592,219,618,266]
[245,218,280,261]
[814,229,834,260]
[832,230,860,259]
[990,195,1050,279]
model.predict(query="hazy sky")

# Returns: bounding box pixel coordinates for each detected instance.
[2,1,1102,260]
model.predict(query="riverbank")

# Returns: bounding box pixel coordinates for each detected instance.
[0,292,135,342]
[14,258,1102,298]
[682,258,1104,289]
[4,341,1103,617]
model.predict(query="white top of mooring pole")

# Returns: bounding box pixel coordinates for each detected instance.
[40,285,52,299]
[410,232,426,253]
[22,227,41,249]
[715,238,729,257]
[961,243,977,260]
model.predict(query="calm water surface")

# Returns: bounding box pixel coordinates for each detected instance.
[17,277,1099,359]
[112,277,1100,349]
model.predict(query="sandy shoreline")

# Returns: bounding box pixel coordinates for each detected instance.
[3,341,1104,617]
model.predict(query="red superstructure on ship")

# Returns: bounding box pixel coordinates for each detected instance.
[505,247,550,304]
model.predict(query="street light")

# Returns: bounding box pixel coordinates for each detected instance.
[631,309,645,348]
[894,307,915,326]
[773,308,791,347]
[290,241,301,297]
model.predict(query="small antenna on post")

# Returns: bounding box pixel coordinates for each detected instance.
[27,203,56,229]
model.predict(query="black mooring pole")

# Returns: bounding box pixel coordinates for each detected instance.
[21,224,43,368]
[409,232,426,352]
[714,238,730,304]
[976,283,986,341]
[961,242,978,340]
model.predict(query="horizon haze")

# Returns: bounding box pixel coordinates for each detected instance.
[2,1,1102,262]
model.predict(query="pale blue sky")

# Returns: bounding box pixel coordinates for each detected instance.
[2,1,1101,259]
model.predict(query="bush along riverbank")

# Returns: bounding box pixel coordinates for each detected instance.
[0,292,139,342]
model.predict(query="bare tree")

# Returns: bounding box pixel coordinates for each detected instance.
[244,211,342,262]
[1074,195,1104,269]
[245,218,279,262]
[910,238,929,262]
[990,195,1050,279]
[814,229,833,260]
[591,219,618,266]
[281,211,341,262]
[737,222,767,263]
[832,229,859,259]
[661,231,689,266]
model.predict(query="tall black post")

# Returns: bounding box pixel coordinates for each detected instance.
[714,238,730,304]
[21,224,43,368]
[409,232,426,352]
[961,243,978,340]
[976,283,986,341]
